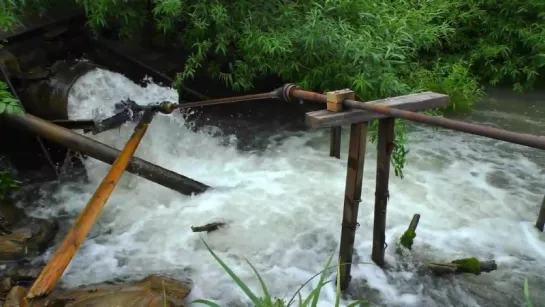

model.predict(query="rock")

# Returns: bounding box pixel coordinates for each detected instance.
[0,233,31,261]
[13,218,59,254]
[4,285,27,307]
[1,259,43,284]
[0,218,58,261]
[0,277,12,293]
[6,274,193,307]
[0,201,26,229]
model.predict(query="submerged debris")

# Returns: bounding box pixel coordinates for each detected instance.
[424,258,498,276]
[191,222,226,233]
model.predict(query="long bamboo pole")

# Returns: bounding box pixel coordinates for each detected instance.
[25,110,156,299]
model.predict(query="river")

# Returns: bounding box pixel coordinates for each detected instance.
[25,68,545,306]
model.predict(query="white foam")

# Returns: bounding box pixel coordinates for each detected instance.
[30,68,545,306]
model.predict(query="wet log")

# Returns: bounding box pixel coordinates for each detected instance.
[424,258,497,276]
[400,214,420,250]
[191,222,226,233]
[1,112,210,195]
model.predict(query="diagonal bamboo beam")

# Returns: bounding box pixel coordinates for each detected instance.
[25,110,156,300]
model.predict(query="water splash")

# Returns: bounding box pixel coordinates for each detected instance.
[29,68,545,306]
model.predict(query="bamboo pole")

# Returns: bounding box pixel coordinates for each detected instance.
[25,110,156,299]
[2,112,210,195]
[337,122,368,290]
[371,117,395,266]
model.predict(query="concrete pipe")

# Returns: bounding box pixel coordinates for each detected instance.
[20,60,102,120]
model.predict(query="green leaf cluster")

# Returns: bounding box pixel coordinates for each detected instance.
[0,81,24,115]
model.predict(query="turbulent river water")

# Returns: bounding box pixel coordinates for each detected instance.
[26,68,545,306]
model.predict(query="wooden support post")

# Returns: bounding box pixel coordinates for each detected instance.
[337,122,368,290]
[329,127,341,158]
[371,117,395,267]
[326,89,353,159]
[25,110,157,300]
[400,213,420,250]
[535,194,545,232]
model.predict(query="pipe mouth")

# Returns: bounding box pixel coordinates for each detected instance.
[22,60,113,121]
[50,60,109,101]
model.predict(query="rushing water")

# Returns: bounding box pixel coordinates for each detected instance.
[26,68,545,306]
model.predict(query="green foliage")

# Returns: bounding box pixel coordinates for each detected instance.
[427,0,545,91]
[194,237,368,306]
[451,257,481,275]
[2,0,542,176]
[0,0,53,31]
[0,81,24,115]
[0,170,20,201]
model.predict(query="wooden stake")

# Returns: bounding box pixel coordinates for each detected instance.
[25,110,156,299]
[371,118,395,267]
[400,213,420,250]
[329,127,341,158]
[325,89,353,160]
[337,122,368,290]
[535,194,545,232]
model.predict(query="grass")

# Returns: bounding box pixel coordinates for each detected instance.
[192,237,368,306]
[524,278,533,307]
[187,237,537,307]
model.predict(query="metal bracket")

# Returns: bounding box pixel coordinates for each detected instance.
[326,89,354,112]
[275,83,300,102]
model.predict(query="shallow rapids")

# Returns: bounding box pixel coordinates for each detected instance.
[28,68,545,306]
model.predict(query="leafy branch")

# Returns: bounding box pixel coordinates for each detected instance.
[0,81,24,115]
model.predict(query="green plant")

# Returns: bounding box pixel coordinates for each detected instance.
[194,237,368,306]
[524,278,533,307]
[0,170,20,201]
[0,81,24,115]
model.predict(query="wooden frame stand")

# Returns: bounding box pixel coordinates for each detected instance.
[306,90,449,290]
